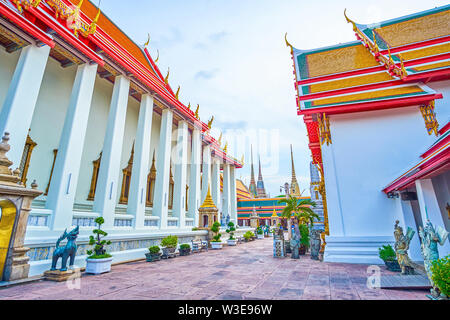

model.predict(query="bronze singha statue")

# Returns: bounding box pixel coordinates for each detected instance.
[50,226,79,272]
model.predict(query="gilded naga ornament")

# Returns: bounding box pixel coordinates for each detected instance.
[194,104,200,119]
[394,220,415,275]
[208,116,214,129]
[419,220,449,299]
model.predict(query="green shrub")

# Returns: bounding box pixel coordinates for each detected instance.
[87,217,112,259]
[256,226,263,235]
[211,222,222,242]
[378,245,397,262]
[431,255,450,297]
[299,224,310,247]
[180,244,191,250]
[161,235,178,248]
[148,246,160,255]
[243,231,254,240]
[226,222,236,240]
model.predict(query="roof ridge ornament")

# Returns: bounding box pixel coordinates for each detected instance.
[144,33,150,47]
[154,49,159,63]
[207,116,214,129]
[344,9,358,33]
[164,67,170,85]
[284,33,293,54]
[195,104,200,120]
[175,86,180,99]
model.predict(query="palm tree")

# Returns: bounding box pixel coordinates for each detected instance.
[278,196,319,240]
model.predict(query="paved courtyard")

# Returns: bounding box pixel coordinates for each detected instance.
[0,237,429,300]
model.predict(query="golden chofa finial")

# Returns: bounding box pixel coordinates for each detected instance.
[344,9,358,32]
[144,33,150,47]
[285,32,293,54]
[187,102,191,110]
[164,67,170,85]
[154,49,159,63]
[223,142,228,153]
[195,104,200,119]
[208,116,214,129]
[218,132,222,145]
[175,86,180,99]
[241,154,244,165]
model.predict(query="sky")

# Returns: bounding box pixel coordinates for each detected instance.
[98,0,448,197]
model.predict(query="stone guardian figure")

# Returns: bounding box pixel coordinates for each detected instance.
[419,220,449,299]
[394,221,415,275]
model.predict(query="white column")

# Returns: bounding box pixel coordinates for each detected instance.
[153,109,173,229]
[230,165,238,223]
[46,63,98,230]
[222,163,231,219]
[172,120,188,228]
[415,179,450,255]
[0,44,50,167]
[127,94,154,229]
[211,157,221,209]
[188,127,201,225]
[93,75,130,228]
[201,145,211,202]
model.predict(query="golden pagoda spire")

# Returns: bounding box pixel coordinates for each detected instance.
[290,144,301,197]
[200,184,216,208]
[271,209,278,218]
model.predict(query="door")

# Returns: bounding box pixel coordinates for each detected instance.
[0,199,17,280]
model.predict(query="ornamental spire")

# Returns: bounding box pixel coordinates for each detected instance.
[200,184,216,208]
[290,145,301,197]
[249,145,257,198]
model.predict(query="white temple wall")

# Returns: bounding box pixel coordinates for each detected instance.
[27,59,77,201]
[323,106,438,263]
[431,172,450,231]
[0,46,20,109]
[75,75,113,206]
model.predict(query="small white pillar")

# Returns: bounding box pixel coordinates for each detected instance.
[415,179,450,255]
[153,109,173,229]
[230,165,238,223]
[222,163,231,219]
[172,120,188,228]
[0,44,50,167]
[46,63,98,230]
[188,127,202,225]
[127,94,154,229]
[93,75,130,228]
[211,157,221,209]
[201,145,211,202]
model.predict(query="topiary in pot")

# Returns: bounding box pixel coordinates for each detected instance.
[226,222,237,246]
[86,217,113,274]
[430,255,450,300]
[161,235,178,259]
[256,226,264,239]
[210,222,223,249]
[379,245,401,272]
[179,244,191,256]
[243,231,254,242]
[146,246,161,262]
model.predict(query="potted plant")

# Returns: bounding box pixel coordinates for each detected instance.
[378,245,401,272]
[226,222,237,246]
[179,244,191,256]
[430,255,449,300]
[161,235,178,259]
[299,224,310,255]
[210,222,223,249]
[243,231,254,242]
[85,217,113,275]
[146,246,162,262]
[256,226,264,239]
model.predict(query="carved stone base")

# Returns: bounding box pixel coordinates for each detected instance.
[5,247,31,281]
[44,268,81,282]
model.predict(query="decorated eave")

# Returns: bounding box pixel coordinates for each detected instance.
[1,0,216,132]
[287,4,450,117]
[383,123,450,194]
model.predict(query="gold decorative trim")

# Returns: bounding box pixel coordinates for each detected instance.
[146,151,157,207]
[19,133,37,188]
[45,149,58,196]
[119,143,134,205]
[87,152,102,201]
[12,0,41,14]
[317,113,332,146]
[168,163,174,210]
[420,101,439,136]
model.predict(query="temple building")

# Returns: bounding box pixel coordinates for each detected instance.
[287,5,450,263]
[0,0,243,279]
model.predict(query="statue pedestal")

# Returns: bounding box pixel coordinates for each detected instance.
[44,268,81,282]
